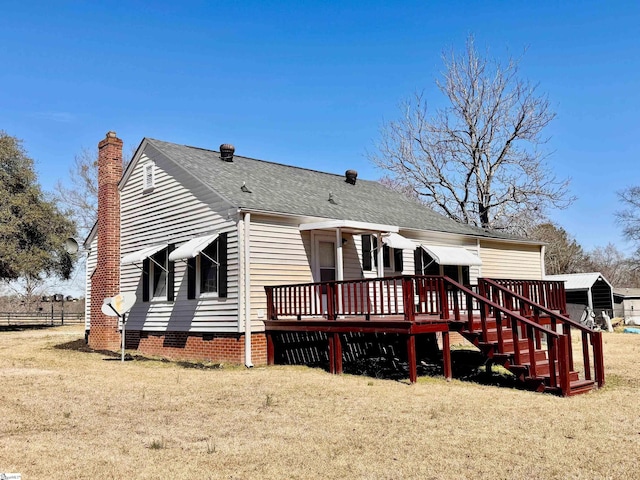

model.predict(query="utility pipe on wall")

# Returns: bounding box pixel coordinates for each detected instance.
[244,212,253,367]
[376,232,384,278]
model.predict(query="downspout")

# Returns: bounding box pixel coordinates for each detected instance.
[244,211,253,367]
[376,232,384,277]
[540,245,546,277]
[476,239,481,279]
[336,227,344,282]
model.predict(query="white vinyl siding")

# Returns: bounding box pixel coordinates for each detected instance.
[120,149,240,333]
[84,236,98,331]
[248,216,313,331]
[479,240,543,280]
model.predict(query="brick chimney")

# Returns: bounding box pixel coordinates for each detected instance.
[89,131,123,350]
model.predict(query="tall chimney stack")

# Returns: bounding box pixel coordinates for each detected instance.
[89,131,123,350]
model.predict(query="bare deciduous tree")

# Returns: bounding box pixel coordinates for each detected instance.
[616,186,640,260]
[584,243,640,288]
[54,148,98,237]
[370,36,574,232]
[54,145,134,238]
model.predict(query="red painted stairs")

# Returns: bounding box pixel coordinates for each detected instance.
[448,277,604,396]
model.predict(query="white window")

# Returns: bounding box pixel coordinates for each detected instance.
[150,249,167,299]
[143,162,155,192]
[197,240,220,296]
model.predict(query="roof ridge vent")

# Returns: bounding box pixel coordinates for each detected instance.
[220,144,235,162]
[345,169,357,185]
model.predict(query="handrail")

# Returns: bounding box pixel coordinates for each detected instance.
[480,278,604,388]
[265,275,576,395]
[438,276,560,340]
[487,278,567,314]
[420,275,571,394]
[479,278,595,335]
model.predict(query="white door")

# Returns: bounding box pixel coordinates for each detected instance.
[315,238,336,315]
[318,240,336,284]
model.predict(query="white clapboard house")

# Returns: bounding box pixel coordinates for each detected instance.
[86,132,547,366]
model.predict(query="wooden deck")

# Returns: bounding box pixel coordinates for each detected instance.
[264,315,452,382]
[264,275,604,395]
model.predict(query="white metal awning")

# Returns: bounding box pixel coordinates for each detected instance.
[382,232,417,250]
[169,233,220,261]
[121,244,167,265]
[420,245,482,266]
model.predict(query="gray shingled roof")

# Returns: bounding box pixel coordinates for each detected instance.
[146,138,528,241]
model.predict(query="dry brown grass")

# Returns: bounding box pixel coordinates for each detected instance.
[1,325,639,479]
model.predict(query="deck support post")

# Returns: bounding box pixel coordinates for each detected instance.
[333,332,343,375]
[442,331,452,381]
[485,359,493,379]
[328,334,336,374]
[266,333,275,365]
[407,334,417,383]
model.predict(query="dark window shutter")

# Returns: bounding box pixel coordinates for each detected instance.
[187,257,196,300]
[142,258,150,302]
[383,245,390,268]
[362,234,372,271]
[218,232,228,298]
[414,248,423,275]
[462,266,470,286]
[167,244,175,301]
[372,236,379,268]
[394,249,403,272]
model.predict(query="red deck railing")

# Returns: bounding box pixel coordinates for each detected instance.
[479,278,604,389]
[488,278,567,315]
[265,276,450,322]
[265,275,589,395]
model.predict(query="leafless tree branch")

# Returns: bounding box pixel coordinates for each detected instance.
[370,35,574,231]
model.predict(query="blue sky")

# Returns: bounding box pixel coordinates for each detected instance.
[2,1,639,258]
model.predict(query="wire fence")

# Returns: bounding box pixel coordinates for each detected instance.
[0,312,84,327]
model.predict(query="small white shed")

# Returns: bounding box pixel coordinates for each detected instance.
[545,272,614,318]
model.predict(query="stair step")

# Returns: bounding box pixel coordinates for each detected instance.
[568,379,596,395]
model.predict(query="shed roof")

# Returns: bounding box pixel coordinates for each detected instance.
[134,138,537,243]
[613,288,640,299]
[545,272,612,291]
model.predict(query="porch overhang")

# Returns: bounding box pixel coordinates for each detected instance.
[420,245,482,266]
[299,219,399,234]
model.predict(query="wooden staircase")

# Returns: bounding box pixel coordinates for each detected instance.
[445,277,605,396]
[456,315,593,395]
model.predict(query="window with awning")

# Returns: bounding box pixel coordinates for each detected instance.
[121,244,167,265]
[414,245,480,285]
[168,232,219,261]
[121,243,175,302]
[362,234,410,273]
[419,245,482,266]
[381,232,417,250]
[171,232,228,299]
